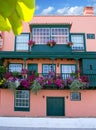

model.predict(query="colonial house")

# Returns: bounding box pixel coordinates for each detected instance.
[0,6,96,117]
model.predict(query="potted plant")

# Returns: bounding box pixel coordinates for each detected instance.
[67,41,73,47]
[47,40,56,47]
[28,40,35,51]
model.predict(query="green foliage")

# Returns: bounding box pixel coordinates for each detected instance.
[0,66,6,74]
[0,0,35,35]
[30,80,42,95]
[70,71,78,79]
[69,79,86,91]
[12,71,19,77]
[8,80,20,91]
[8,81,16,91]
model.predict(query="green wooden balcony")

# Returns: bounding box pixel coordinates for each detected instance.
[30,44,72,53]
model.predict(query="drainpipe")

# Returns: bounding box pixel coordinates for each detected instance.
[23,58,27,78]
[51,58,55,71]
[75,58,79,78]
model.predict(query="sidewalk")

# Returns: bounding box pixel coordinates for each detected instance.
[0,117,96,128]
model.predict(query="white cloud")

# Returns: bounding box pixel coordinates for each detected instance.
[36,5,40,10]
[57,6,83,15]
[93,4,96,14]
[41,6,54,15]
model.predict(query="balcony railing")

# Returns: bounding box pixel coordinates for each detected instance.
[82,74,96,87]
[28,72,96,88]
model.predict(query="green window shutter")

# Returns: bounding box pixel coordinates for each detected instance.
[82,59,96,74]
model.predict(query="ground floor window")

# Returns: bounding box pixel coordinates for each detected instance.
[14,90,30,111]
[70,92,81,101]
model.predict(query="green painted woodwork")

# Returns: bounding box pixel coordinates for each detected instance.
[28,64,38,73]
[15,33,30,51]
[1,51,96,59]
[15,107,30,111]
[0,59,3,65]
[87,34,95,39]
[47,97,65,116]
[30,44,72,53]
[82,59,96,87]
[86,74,96,87]
[82,59,96,74]
[30,24,71,29]
[70,33,86,51]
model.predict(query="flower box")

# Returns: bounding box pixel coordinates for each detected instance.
[47,40,56,47]
[28,40,35,47]
[67,42,73,47]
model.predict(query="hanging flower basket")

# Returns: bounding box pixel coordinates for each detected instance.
[67,42,73,47]
[47,40,56,47]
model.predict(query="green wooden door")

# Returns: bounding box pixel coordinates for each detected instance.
[47,97,65,116]
[28,64,38,75]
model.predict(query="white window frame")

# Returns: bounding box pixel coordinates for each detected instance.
[9,64,23,72]
[71,34,84,51]
[16,33,29,51]
[32,27,69,44]
[15,90,30,111]
[42,64,56,74]
[32,28,50,44]
[51,28,69,44]
[61,64,75,79]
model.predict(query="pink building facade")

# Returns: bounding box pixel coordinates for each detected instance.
[0,6,96,117]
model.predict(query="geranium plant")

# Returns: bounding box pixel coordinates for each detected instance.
[47,40,56,47]
[67,41,73,47]
[28,40,35,47]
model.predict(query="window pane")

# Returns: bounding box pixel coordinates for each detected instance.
[51,28,69,44]
[71,35,84,51]
[43,64,56,73]
[32,28,69,44]
[70,92,81,101]
[32,28,50,44]
[16,34,29,51]
[61,65,75,79]
[9,64,22,72]
[15,90,30,108]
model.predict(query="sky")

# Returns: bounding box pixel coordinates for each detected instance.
[35,0,96,15]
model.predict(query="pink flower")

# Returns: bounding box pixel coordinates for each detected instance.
[21,68,28,75]
[28,40,35,46]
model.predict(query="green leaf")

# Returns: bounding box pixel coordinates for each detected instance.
[0,0,35,35]
[16,0,35,22]
[31,80,42,95]
[8,11,22,35]
[0,15,11,31]
[0,0,17,18]
[18,0,35,8]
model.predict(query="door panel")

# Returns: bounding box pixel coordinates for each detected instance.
[47,97,65,116]
[28,64,38,75]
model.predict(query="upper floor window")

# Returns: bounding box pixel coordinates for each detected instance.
[71,34,85,51]
[61,64,75,79]
[42,64,56,76]
[15,33,30,51]
[9,64,23,72]
[32,28,69,44]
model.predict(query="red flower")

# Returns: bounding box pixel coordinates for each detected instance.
[28,40,35,46]
[47,40,56,46]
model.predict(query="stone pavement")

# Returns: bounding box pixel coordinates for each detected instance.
[0,117,96,128]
